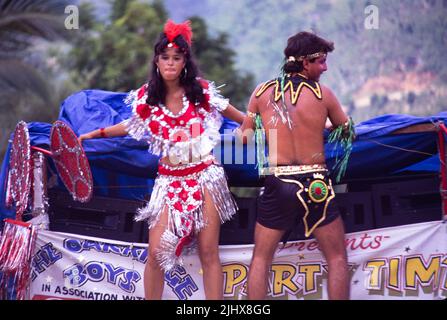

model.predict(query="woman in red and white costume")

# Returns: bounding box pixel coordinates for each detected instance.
[79,20,245,299]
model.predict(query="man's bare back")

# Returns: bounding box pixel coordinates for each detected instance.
[248,77,348,166]
[245,31,351,301]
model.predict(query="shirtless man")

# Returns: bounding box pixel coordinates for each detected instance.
[238,32,351,300]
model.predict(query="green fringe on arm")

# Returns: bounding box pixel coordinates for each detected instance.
[255,114,267,176]
[280,72,286,106]
[328,117,356,183]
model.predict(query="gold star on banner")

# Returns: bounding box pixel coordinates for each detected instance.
[198,268,203,275]
[240,283,248,295]
[45,276,53,283]
[348,263,358,272]
[77,255,86,263]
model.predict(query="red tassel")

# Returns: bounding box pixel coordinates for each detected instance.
[174,234,193,257]
[164,19,193,46]
[0,220,36,300]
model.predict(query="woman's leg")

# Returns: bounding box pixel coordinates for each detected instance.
[144,207,169,300]
[197,188,224,300]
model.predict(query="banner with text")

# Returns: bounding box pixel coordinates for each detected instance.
[29,220,447,300]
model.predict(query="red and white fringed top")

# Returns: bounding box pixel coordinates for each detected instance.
[123,79,229,163]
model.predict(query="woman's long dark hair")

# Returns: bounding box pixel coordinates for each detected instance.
[146,32,205,106]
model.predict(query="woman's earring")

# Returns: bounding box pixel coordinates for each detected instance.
[183,67,188,78]
[157,67,160,76]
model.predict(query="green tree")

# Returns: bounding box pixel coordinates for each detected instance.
[168,0,447,119]
[190,16,254,109]
[63,0,253,109]
[62,0,166,92]
[0,0,70,159]
[0,0,69,102]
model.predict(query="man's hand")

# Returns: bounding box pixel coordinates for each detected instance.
[234,126,255,145]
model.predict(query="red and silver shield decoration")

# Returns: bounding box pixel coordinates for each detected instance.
[7,121,32,220]
[50,121,93,203]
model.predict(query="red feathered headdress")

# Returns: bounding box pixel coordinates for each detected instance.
[163,19,193,48]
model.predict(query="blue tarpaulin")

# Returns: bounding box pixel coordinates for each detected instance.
[0,88,445,221]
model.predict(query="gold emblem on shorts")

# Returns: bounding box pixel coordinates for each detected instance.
[313,173,325,180]
[308,179,329,203]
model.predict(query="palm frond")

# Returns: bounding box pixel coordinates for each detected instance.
[0,0,70,53]
[0,59,51,103]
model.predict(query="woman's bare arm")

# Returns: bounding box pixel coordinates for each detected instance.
[221,103,245,124]
[235,86,261,144]
[78,122,127,144]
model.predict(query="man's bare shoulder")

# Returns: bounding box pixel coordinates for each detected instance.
[245,82,268,114]
[254,79,277,97]
[319,84,346,117]
[318,84,338,104]
[319,84,335,98]
[254,81,269,91]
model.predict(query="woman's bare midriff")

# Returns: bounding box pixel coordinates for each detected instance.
[159,153,212,167]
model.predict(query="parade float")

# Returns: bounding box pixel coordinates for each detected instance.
[0,88,446,300]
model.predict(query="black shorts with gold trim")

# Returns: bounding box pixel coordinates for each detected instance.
[257,165,340,237]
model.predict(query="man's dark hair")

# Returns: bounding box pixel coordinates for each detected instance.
[146,32,205,106]
[283,31,334,74]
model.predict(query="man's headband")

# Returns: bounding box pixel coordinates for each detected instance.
[287,52,326,62]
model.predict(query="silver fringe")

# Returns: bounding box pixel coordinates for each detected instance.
[137,164,237,271]
[122,116,149,142]
[156,229,184,270]
[123,95,224,160]
[123,89,138,106]
[134,175,170,227]
[205,81,230,112]
[199,165,237,224]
